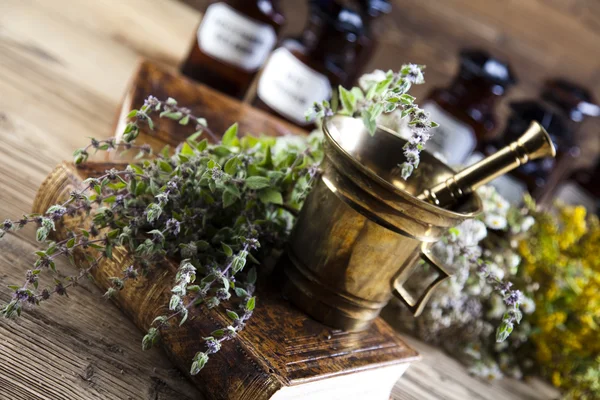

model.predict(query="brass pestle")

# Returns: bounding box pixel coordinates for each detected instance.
[418,121,556,207]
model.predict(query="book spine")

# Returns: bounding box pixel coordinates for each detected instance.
[32,163,281,400]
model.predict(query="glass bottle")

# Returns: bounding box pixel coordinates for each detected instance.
[180,0,285,99]
[544,79,600,209]
[423,49,517,166]
[345,0,392,84]
[553,160,599,215]
[252,0,365,126]
[486,101,573,204]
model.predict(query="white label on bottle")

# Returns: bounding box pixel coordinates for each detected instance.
[490,174,528,205]
[423,102,477,166]
[257,48,332,125]
[555,182,596,211]
[198,3,276,71]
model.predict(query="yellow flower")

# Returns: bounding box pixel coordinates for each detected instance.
[518,204,600,397]
[552,371,562,387]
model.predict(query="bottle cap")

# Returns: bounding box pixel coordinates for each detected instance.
[459,49,517,90]
[542,79,599,122]
[357,0,392,17]
[310,0,365,36]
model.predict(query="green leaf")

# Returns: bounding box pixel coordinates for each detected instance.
[179,115,190,125]
[181,142,195,156]
[221,123,239,146]
[226,310,239,321]
[160,111,183,120]
[190,352,209,375]
[196,139,208,152]
[374,75,393,96]
[399,93,415,105]
[247,267,257,285]
[211,329,224,337]
[66,237,75,249]
[179,308,189,326]
[222,191,237,208]
[187,131,203,142]
[245,296,256,312]
[245,176,270,190]
[224,156,240,175]
[351,87,364,102]
[235,287,249,297]
[369,103,384,121]
[258,188,283,205]
[259,146,273,169]
[361,109,377,136]
[232,255,246,273]
[169,295,181,311]
[222,243,233,257]
[158,160,173,173]
[338,86,356,114]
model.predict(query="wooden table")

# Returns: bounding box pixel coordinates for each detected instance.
[0,1,559,399]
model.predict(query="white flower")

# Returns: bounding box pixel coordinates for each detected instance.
[508,252,520,269]
[521,296,536,314]
[272,134,307,157]
[493,196,510,215]
[358,69,387,91]
[432,241,454,265]
[455,219,487,247]
[521,216,535,232]
[488,262,505,280]
[486,294,506,319]
[466,284,482,296]
[484,214,507,230]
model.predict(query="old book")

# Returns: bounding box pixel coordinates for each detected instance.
[32,161,419,400]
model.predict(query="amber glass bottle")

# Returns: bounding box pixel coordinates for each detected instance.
[486,101,572,204]
[252,0,364,126]
[345,0,391,84]
[554,160,599,215]
[422,50,516,166]
[544,79,600,209]
[181,0,285,99]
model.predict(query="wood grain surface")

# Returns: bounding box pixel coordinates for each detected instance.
[0,0,561,399]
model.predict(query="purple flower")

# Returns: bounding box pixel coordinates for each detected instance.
[3,219,13,230]
[166,218,181,236]
[504,290,523,307]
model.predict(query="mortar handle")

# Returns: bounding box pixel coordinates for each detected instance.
[392,243,450,317]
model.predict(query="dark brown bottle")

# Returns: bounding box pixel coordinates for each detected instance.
[553,160,600,215]
[181,0,285,99]
[423,50,517,165]
[543,79,600,208]
[485,101,573,204]
[252,0,365,126]
[345,0,392,84]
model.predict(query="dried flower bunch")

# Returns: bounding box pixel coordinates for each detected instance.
[519,204,600,399]
[396,186,530,355]
[0,96,324,374]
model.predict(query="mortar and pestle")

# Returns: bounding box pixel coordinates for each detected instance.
[282,115,556,332]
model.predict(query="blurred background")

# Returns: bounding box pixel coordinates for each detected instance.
[181,0,599,143]
[180,0,600,211]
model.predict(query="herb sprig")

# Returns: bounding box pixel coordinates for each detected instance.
[1,96,322,374]
[308,64,438,179]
